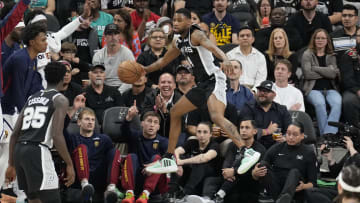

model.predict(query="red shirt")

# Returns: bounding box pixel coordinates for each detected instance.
[130,10,160,43]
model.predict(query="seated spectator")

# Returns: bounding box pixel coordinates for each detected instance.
[174,122,221,197]
[121,109,169,203]
[227,26,267,89]
[84,64,124,125]
[340,28,360,128]
[92,23,134,93]
[269,0,300,17]
[29,0,55,15]
[65,106,121,202]
[226,0,258,29]
[89,0,113,43]
[330,4,359,63]
[141,73,182,138]
[273,59,305,112]
[202,0,240,46]
[226,59,254,112]
[287,0,332,48]
[131,0,160,43]
[69,15,99,64]
[240,80,291,149]
[122,75,154,110]
[254,8,303,52]
[256,0,272,29]
[175,64,196,95]
[200,119,266,203]
[59,42,91,85]
[257,122,318,203]
[101,9,141,59]
[57,60,83,106]
[301,29,341,137]
[2,23,46,115]
[265,28,298,84]
[137,28,177,88]
[316,0,343,25]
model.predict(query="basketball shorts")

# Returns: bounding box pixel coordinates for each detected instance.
[185,71,227,108]
[14,142,59,194]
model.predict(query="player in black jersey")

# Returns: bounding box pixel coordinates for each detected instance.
[5,62,75,203]
[145,8,247,174]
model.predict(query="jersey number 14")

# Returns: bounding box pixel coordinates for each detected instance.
[21,106,49,130]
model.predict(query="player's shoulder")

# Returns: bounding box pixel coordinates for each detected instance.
[53,92,69,108]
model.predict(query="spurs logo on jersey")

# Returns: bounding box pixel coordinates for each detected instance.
[19,89,62,148]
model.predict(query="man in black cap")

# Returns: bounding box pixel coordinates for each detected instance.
[240,80,292,149]
[92,23,135,93]
[175,63,195,95]
[83,63,124,125]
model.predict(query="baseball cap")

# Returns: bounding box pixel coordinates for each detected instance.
[256,80,276,92]
[176,64,193,74]
[90,64,105,71]
[104,23,120,35]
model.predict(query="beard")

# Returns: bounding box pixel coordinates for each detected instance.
[94,78,103,86]
[256,97,272,106]
[302,4,316,11]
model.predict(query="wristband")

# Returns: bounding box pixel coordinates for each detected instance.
[265,129,269,135]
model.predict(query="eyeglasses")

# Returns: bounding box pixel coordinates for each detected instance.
[315,37,327,41]
[342,14,356,18]
[151,36,165,40]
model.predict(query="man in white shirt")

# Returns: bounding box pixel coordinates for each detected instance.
[226,26,267,89]
[273,59,305,112]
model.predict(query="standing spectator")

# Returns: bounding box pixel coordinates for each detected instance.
[202,0,240,46]
[227,26,267,89]
[120,109,169,203]
[301,29,341,137]
[84,64,124,125]
[92,23,135,93]
[340,28,360,128]
[265,28,298,84]
[273,59,305,111]
[1,22,24,66]
[254,8,303,52]
[330,5,359,62]
[287,0,332,48]
[131,0,160,43]
[316,0,343,25]
[256,0,272,29]
[257,122,318,203]
[89,0,114,43]
[137,28,177,88]
[226,59,254,112]
[69,16,99,64]
[122,75,154,110]
[240,80,292,149]
[101,9,142,59]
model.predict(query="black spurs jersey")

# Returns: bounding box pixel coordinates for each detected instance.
[175,25,222,83]
[18,89,62,148]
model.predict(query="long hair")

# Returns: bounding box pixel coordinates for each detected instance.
[115,9,134,48]
[308,28,334,55]
[266,28,292,61]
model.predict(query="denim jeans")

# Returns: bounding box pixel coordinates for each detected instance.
[306,90,342,135]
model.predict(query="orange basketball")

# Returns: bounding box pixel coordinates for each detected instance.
[117,60,144,84]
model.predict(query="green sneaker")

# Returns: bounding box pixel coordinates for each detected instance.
[145,158,178,174]
[237,148,260,174]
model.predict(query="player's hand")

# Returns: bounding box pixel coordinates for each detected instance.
[252,163,267,179]
[220,60,234,76]
[126,100,139,121]
[64,165,75,187]
[5,166,16,184]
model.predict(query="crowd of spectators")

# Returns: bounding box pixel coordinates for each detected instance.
[1,0,360,203]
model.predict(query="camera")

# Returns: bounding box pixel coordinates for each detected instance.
[325,122,360,150]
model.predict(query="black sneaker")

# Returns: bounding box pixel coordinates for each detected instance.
[82,183,95,201]
[276,193,292,203]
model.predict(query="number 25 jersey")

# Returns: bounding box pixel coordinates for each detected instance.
[19,89,62,148]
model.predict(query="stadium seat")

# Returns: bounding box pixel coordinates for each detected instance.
[289,110,317,145]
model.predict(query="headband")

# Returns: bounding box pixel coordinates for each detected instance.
[30,14,47,24]
[338,172,360,193]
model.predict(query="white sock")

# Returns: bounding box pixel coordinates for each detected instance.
[126,190,134,194]
[216,190,226,198]
[81,179,89,188]
[143,190,150,198]
[107,183,115,191]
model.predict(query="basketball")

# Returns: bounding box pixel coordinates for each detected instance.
[117,60,144,84]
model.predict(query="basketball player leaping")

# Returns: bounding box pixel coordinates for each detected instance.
[145,8,249,174]
[5,62,75,203]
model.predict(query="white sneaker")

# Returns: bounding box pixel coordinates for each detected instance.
[237,148,261,174]
[145,157,178,174]
[186,195,214,203]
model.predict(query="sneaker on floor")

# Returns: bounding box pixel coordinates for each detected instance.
[237,148,261,174]
[145,157,178,174]
[186,195,214,203]
[135,192,149,203]
[82,183,95,201]
[213,194,224,203]
[121,191,135,203]
[276,193,292,203]
[105,184,119,203]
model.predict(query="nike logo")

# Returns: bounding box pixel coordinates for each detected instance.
[278,153,285,156]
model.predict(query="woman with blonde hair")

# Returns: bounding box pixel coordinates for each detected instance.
[265,28,298,83]
[301,28,341,137]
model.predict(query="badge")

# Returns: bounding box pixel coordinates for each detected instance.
[94,140,99,147]
[210,22,215,28]
[153,140,159,150]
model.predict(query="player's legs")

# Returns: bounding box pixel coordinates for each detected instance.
[207,94,243,148]
[167,96,197,154]
[27,189,61,203]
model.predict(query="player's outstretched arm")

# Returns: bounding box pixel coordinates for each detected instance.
[52,95,75,187]
[144,39,181,74]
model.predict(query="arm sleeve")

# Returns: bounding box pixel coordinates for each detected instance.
[53,17,81,41]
